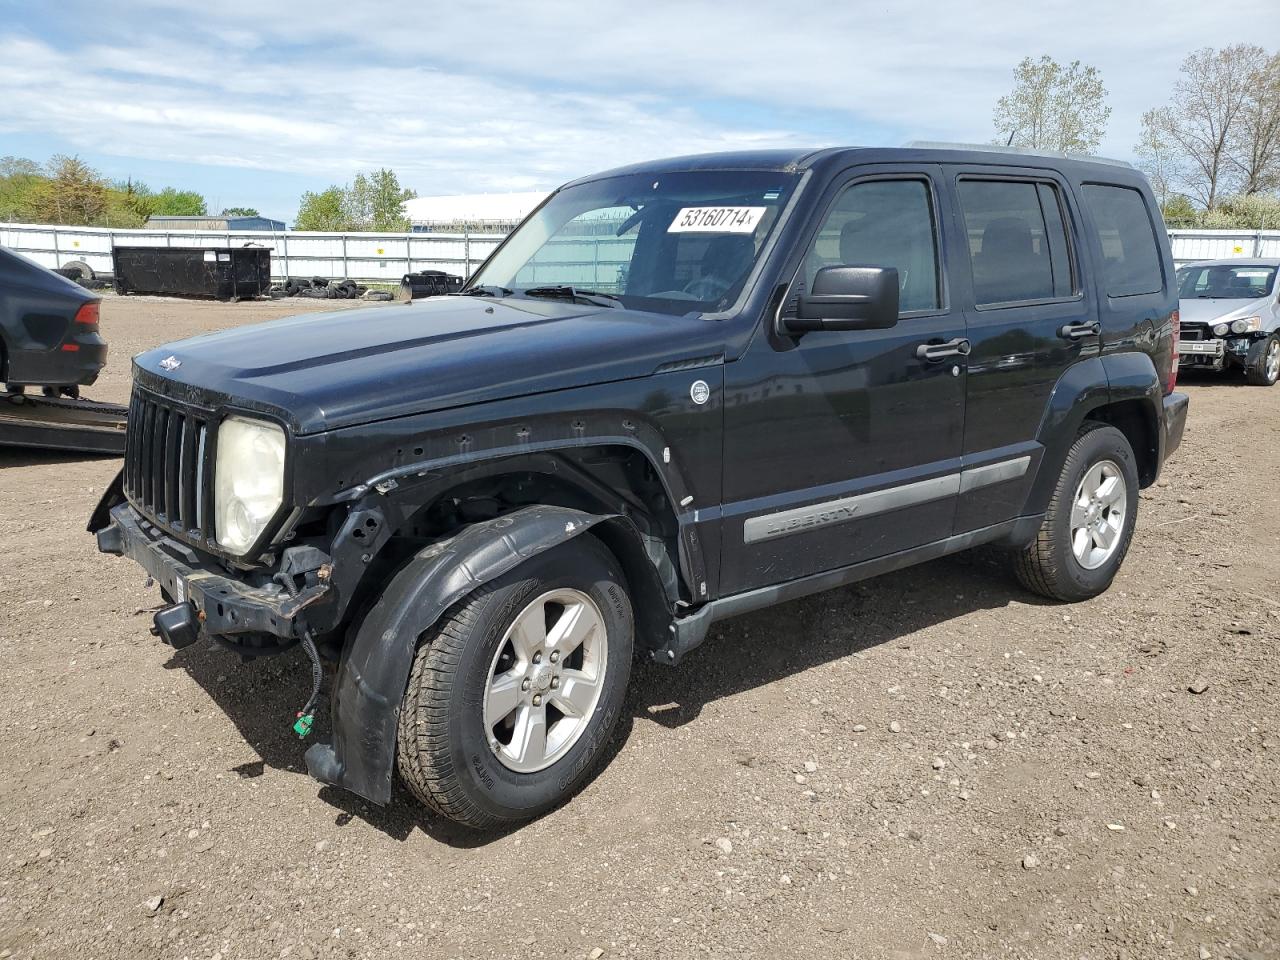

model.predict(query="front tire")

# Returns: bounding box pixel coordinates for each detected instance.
[396,533,634,829]
[1014,423,1140,602]
[1244,334,1280,386]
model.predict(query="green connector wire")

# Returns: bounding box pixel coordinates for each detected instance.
[293,712,314,738]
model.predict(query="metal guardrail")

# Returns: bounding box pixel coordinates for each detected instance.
[2,222,1277,282]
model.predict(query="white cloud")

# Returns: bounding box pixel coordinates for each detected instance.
[1,0,1274,204]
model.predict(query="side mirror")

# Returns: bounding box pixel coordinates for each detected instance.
[787,265,900,334]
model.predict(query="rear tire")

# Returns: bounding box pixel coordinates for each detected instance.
[1014,423,1139,602]
[1244,334,1280,386]
[396,534,634,829]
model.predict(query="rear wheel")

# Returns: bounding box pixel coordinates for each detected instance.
[1245,334,1280,386]
[1014,423,1140,602]
[396,534,634,828]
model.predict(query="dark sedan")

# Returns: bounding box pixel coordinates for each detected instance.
[1,246,107,397]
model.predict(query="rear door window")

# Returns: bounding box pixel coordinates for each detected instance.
[957,179,1075,307]
[1082,184,1164,297]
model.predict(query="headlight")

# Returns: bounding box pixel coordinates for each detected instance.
[1213,322,1230,336]
[1231,316,1261,334]
[214,415,285,554]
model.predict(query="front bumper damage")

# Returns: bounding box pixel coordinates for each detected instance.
[1178,336,1253,371]
[95,501,327,645]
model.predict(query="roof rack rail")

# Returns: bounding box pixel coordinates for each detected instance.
[903,141,1133,169]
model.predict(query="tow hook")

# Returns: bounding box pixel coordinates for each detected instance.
[152,601,201,649]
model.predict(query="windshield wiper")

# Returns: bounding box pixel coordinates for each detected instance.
[457,284,513,297]
[521,285,622,308]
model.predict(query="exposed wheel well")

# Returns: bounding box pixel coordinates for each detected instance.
[1085,400,1158,486]
[390,446,678,544]
[326,446,685,651]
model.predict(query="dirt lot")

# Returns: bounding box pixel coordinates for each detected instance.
[1,295,1277,960]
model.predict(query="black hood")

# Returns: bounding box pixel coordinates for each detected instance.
[133,296,726,434]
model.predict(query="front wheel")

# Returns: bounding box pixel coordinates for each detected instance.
[1245,334,1280,386]
[1014,423,1140,602]
[396,533,634,829]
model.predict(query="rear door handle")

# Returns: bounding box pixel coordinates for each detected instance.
[916,337,971,361]
[1059,321,1100,341]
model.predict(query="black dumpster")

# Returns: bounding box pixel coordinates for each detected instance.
[400,270,463,300]
[112,246,272,301]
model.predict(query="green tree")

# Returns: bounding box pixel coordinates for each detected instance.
[366,168,415,230]
[1201,193,1280,229]
[0,156,42,221]
[294,186,349,231]
[97,178,155,227]
[295,169,416,232]
[993,56,1111,153]
[1160,194,1199,227]
[27,155,107,225]
[149,186,207,216]
[220,206,260,217]
[343,172,374,229]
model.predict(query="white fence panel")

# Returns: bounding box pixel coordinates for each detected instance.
[0,222,511,283]
[3,221,1278,282]
[1168,230,1280,266]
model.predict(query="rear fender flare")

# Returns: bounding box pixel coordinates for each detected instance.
[1024,352,1163,518]
[305,504,668,805]
[1024,357,1111,517]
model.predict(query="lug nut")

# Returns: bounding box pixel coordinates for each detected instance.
[521,678,531,691]
[532,694,542,706]
[550,651,560,663]
[551,677,560,689]
[532,652,542,664]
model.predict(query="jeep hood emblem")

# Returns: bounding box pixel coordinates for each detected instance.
[159,355,181,371]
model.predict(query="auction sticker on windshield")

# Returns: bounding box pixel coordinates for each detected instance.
[669,206,766,233]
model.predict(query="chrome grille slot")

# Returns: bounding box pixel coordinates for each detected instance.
[123,387,214,542]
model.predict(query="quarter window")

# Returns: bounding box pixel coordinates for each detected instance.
[1082,184,1164,297]
[804,179,941,314]
[957,179,1075,306]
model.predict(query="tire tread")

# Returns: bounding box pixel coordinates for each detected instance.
[395,584,504,828]
[1014,421,1130,601]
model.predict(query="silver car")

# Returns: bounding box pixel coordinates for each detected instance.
[1176,258,1280,385]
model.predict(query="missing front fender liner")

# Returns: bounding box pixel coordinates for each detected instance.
[305,504,665,805]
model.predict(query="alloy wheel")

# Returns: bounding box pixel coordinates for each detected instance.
[1069,459,1128,570]
[482,588,609,773]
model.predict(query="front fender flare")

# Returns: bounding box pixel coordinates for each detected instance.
[304,504,643,805]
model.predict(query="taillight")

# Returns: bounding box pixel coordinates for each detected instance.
[74,301,100,329]
[1166,308,1179,394]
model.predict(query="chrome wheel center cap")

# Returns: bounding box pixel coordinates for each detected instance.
[527,662,554,693]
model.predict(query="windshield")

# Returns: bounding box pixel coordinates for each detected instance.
[1177,263,1277,300]
[467,170,800,316]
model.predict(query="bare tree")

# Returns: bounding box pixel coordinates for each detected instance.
[993,56,1111,153]
[1142,46,1261,210]
[1135,111,1185,209]
[1230,51,1280,195]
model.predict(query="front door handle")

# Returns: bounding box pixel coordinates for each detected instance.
[1059,321,1101,341]
[916,337,971,361]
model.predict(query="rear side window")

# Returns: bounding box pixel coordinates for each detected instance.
[1082,184,1164,297]
[957,179,1075,306]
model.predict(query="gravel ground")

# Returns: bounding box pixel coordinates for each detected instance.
[1,295,1277,960]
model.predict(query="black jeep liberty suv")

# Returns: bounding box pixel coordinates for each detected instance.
[90,145,1189,828]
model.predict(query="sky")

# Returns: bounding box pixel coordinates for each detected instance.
[0,0,1272,224]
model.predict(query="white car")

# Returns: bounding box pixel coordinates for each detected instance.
[1177,258,1280,385]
